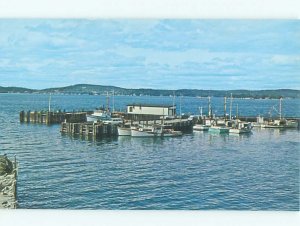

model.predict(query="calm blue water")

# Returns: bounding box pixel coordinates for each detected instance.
[0,93,299,210]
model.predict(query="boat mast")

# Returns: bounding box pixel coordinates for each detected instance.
[106,91,110,112]
[224,96,227,119]
[112,89,115,113]
[199,106,203,117]
[173,91,175,116]
[236,104,239,119]
[48,93,51,112]
[179,95,182,117]
[208,96,211,119]
[279,97,282,120]
[229,93,233,120]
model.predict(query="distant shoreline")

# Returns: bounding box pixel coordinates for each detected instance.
[1,92,300,100]
[1,84,299,99]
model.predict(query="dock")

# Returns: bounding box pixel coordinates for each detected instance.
[61,122,118,137]
[20,110,88,124]
[61,119,193,138]
[0,155,18,209]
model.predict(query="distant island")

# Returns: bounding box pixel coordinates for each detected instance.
[0,84,299,99]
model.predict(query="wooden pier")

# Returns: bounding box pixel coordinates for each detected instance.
[61,122,119,137]
[0,155,18,209]
[61,119,193,138]
[20,110,87,124]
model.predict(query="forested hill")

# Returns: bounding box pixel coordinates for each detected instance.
[0,84,299,99]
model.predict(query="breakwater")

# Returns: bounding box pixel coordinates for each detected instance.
[0,155,18,209]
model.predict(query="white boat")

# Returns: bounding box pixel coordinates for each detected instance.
[160,128,183,137]
[229,122,252,134]
[131,127,156,137]
[103,117,123,125]
[209,126,229,134]
[260,98,298,129]
[261,119,298,129]
[131,126,182,137]
[86,110,111,122]
[193,124,210,131]
[117,125,132,136]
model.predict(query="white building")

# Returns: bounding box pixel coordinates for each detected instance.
[126,104,176,121]
[127,104,176,116]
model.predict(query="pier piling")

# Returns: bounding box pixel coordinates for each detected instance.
[20,111,87,124]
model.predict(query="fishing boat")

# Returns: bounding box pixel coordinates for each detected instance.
[117,124,132,136]
[261,119,298,129]
[86,109,111,122]
[102,117,123,125]
[87,91,113,122]
[131,127,156,137]
[260,98,298,129]
[193,124,210,131]
[131,125,182,137]
[159,127,183,137]
[209,126,229,134]
[229,122,252,134]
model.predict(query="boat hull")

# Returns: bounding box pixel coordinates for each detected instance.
[193,124,209,131]
[209,126,229,134]
[229,128,251,134]
[117,127,132,136]
[131,129,155,137]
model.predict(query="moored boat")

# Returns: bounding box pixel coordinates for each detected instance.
[193,124,210,131]
[209,126,229,134]
[117,125,132,136]
[86,110,111,122]
[131,127,156,137]
[261,119,298,129]
[160,128,183,137]
[229,122,252,134]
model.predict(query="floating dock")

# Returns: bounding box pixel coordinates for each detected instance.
[20,110,88,124]
[0,155,18,209]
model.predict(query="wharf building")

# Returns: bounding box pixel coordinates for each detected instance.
[125,104,176,121]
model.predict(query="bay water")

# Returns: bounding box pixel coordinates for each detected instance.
[0,93,299,210]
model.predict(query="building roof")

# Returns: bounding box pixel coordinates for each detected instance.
[126,103,175,108]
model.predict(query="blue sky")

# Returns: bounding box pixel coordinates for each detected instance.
[0,19,299,90]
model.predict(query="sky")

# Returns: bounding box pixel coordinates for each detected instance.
[0,19,299,90]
